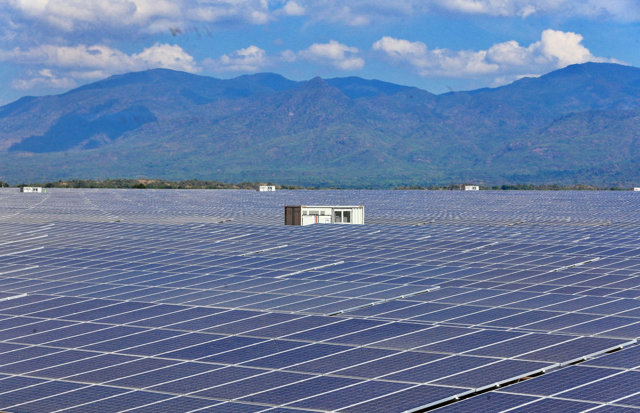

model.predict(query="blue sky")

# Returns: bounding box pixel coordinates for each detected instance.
[1,0,639,105]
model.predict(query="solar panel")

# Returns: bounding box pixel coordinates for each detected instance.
[3,188,640,411]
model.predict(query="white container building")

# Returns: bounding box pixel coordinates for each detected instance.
[633,188,640,191]
[464,185,480,191]
[20,187,44,193]
[258,185,276,192]
[285,205,364,226]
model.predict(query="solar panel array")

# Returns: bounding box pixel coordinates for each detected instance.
[1,188,640,412]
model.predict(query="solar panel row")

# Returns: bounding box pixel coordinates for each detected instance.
[1,188,640,412]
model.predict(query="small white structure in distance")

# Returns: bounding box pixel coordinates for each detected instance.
[258,185,276,192]
[464,185,480,191]
[285,205,364,226]
[633,187,640,191]
[21,187,44,193]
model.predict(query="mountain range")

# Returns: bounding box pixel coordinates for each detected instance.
[1,62,640,187]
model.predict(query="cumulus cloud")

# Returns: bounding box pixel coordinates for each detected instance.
[12,68,77,91]
[299,40,365,70]
[290,0,640,24]
[373,29,618,80]
[8,0,180,32]
[203,45,268,72]
[4,0,276,41]
[0,43,198,73]
[2,42,198,90]
[430,0,640,20]
[281,1,305,16]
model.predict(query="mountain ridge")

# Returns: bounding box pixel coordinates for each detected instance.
[1,62,639,187]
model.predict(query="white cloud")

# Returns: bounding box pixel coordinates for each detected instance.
[281,1,305,16]
[300,40,365,70]
[1,43,198,91]
[280,49,297,62]
[4,0,275,38]
[8,0,180,31]
[292,0,640,24]
[0,43,198,73]
[12,68,77,90]
[204,45,268,72]
[430,0,640,20]
[373,29,619,79]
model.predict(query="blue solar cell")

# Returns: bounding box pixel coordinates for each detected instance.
[291,379,411,411]
[60,390,172,413]
[588,405,640,413]
[247,315,340,338]
[336,351,445,379]
[82,328,183,352]
[558,316,639,336]
[202,339,304,364]
[372,325,472,350]
[150,365,264,393]
[0,296,85,315]
[0,345,60,366]
[201,402,266,413]
[114,332,216,356]
[500,365,617,396]
[0,316,39,331]
[0,380,86,410]
[9,322,107,345]
[238,375,361,405]
[44,325,147,348]
[468,333,574,358]
[558,371,640,402]
[384,355,497,383]
[244,343,348,369]
[0,319,76,341]
[32,353,138,379]
[584,345,640,369]
[434,359,551,389]
[418,329,525,353]
[26,299,115,318]
[94,303,184,324]
[345,300,421,317]
[194,370,309,399]
[446,307,522,325]
[66,357,179,383]
[129,306,225,327]
[60,301,153,321]
[517,336,629,363]
[325,321,430,345]
[161,335,265,360]
[521,312,600,331]
[123,396,220,412]
[108,362,217,388]
[284,347,395,374]
[411,305,493,322]
[617,392,640,407]
[0,349,95,374]
[284,318,385,341]
[481,310,560,328]
[431,392,539,413]
[340,384,463,413]
[0,375,47,394]
[515,397,601,412]
[203,312,302,334]
[599,322,640,339]
[8,384,128,412]
[166,309,261,330]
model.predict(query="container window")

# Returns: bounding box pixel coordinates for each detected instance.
[334,210,342,223]
[343,211,351,223]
